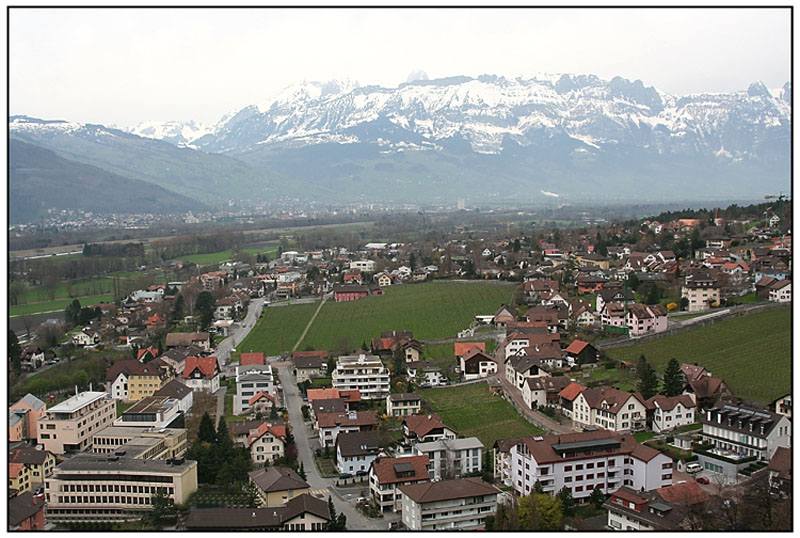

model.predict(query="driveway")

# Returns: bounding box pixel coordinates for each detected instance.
[277,366,385,531]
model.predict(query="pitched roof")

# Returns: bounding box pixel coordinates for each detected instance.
[526,376,573,393]
[153,379,193,400]
[311,398,347,415]
[185,494,329,529]
[454,342,485,357]
[492,436,528,453]
[388,392,421,402]
[183,356,219,379]
[688,376,725,399]
[579,386,647,415]
[370,455,431,485]
[248,392,277,406]
[766,446,791,479]
[9,446,53,466]
[106,359,167,381]
[656,481,709,506]
[558,382,587,401]
[13,394,45,411]
[518,431,664,465]
[680,363,708,382]
[248,466,308,493]
[307,388,342,402]
[403,414,455,438]
[165,332,210,347]
[646,394,696,412]
[399,477,499,504]
[8,492,44,527]
[317,410,378,429]
[461,347,497,365]
[239,352,265,366]
[564,339,591,355]
[336,430,379,457]
[281,492,331,522]
[247,421,286,446]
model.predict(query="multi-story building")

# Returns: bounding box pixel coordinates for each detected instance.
[9,446,57,487]
[182,356,221,393]
[9,394,46,442]
[235,360,275,415]
[768,280,792,303]
[401,414,458,447]
[45,454,198,522]
[508,431,673,500]
[604,482,709,531]
[37,392,116,454]
[568,386,648,432]
[459,348,498,380]
[698,404,791,478]
[248,466,309,507]
[90,426,188,459]
[185,494,330,531]
[625,304,668,336]
[335,430,380,475]
[681,276,720,312]
[317,410,378,448]
[413,437,484,480]
[492,437,526,487]
[9,460,32,494]
[291,350,328,383]
[8,492,45,530]
[106,360,173,402]
[399,478,500,531]
[646,395,696,433]
[369,455,431,512]
[113,396,183,429]
[350,259,376,272]
[332,354,390,400]
[386,393,422,417]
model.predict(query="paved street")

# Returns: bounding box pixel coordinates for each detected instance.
[277,366,386,531]
[214,300,265,367]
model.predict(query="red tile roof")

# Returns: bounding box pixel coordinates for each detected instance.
[248,392,277,406]
[240,352,266,366]
[370,455,431,485]
[656,481,709,505]
[402,414,455,438]
[557,381,587,401]
[565,339,590,355]
[454,342,485,357]
[183,356,219,379]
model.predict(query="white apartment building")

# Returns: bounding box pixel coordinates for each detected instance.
[768,280,792,303]
[508,432,673,500]
[387,393,422,417]
[235,364,275,415]
[569,387,648,433]
[647,395,696,433]
[681,277,721,312]
[700,404,791,462]
[399,478,500,531]
[350,259,377,272]
[45,454,198,522]
[38,392,116,455]
[413,437,484,481]
[113,396,183,429]
[332,354,390,400]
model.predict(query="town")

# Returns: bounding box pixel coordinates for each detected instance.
[8,200,791,531]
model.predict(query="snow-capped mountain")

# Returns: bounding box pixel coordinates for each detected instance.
[127,119,213,147]
[125,74,790,163]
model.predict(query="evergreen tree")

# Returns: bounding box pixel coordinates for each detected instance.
[645,285,661,305]
[588,486,607,509]
[172,294,185,322]
[298,462,307,481]
[196,291,216,331]
[661,358,684,397]
[627,272,640,292]
[637,355,659,399]
[9,329,21,376]
[65,299,81,325]
[198,412,216,443]
[216,417,233,456]
[326,497,337,530]
[556,486,575,517]
[391,348,407,376]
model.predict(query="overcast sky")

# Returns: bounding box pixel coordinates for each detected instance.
[9,7,791,127]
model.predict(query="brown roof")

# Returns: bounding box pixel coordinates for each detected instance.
[558,381,587,401]
[492,436,528,453]
[239,352,265,366]
[461,347,497,365]
[680,363,708,382]
[646,394,696,412]
[106,359,167,381]
[399,477,499,504]
[454,342,485,357]
[311,398,347,415]
[248,466,308,493]
[388,392,421,402]
[230,420,268,436]
[165,332,210,347]
[402,414,455,438]
[766,446,792,479]
[9,446,52,466]
[153,379,192,400]
[517,431,664,465]
[656,481,709,506]
[317,410,377,429]
[579,386,646,415]
[688,376,725,399]
[185,494,329,530]
[8,492,44,527]
[336,430,379,458]
[526,376,573,394]
[370,455,431,485]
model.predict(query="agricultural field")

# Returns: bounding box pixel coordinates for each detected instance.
[420,383,544,449]
[607,307,791,403]
[174,249,234,265]
[235,301,320,356]
[16,277,118,305]
[298,281,514,351]
[10,294,116,317]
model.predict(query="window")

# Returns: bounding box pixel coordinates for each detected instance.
[597,472,605,478]
[575,464,584,471]
[586,463,594,469]
[576,475,583,481]
[586,474,594,480]
[565,476,572,483]
[662,474,672,480]
[564,465,572,472]
[575,486,583,492]
[597,461,605,467]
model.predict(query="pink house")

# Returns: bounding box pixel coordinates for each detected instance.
[626,304,668,336]
[9,394,46,442]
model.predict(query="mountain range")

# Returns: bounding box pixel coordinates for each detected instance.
[10,73,791,221]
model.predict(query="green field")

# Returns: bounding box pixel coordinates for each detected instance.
[175,250,234,265]
[420,383,544,449]
[10,294,116,317]
[236,302,321,356]
[298,282,514,351]
[17,277,119,305]
[607,307,791,403]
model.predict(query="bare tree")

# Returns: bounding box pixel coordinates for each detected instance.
[182,282,201,316]
[9,280,25,306]
[21,314,35,340]
[42,274,60,302]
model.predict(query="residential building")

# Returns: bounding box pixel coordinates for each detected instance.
[569,386,648,432]
[604,482,709,531]
[402,414,458,447]
[106,360,173,402]
[333,284,369,302]
[375,271,393,287]
[508,431,673,500]
[492,437,526,487]
[399,478,500,531]
[8,492,45,530]
[37,391,116,454]
[369,455,431,512]
[522,376,573,410]
[504,352,554,390]
[153,380,194,414]
[647,395,696,433]
[113,396,183,429]
[336,430,380,475]
[492,304,516,328]
[244,422,286,465]
[564,340,600,367]
[459,348,498,380]
[768,279,792,303]
[317,410,377,448]
[248,466,309,507]
[406,360,447,387]
[70,328,101,347]
[771,393,792,418]
[182,356,221,393]
[698,404,791,477]
[90,426,188,460]
[681,276,721,312]
[165,332,211,352]
[185,494,330,531]
[332,354,390,400]
[44,454,198,522]
[350,259,376,272]
[9,446,57,486]
[683,376,733,410]
[235,363,275,415]
[766,446,791,497]
[291,350,328,383]
[387,393,422,417]
[558,381,588,421]
[20,346,45,371]
[9,460,32,494]
[596,288,635,314]
[9,394,46,442]
[413,437,484,480]
[626,304,668,336]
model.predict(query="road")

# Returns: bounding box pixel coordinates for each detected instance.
[215,301,265,367]
[277,366,385,531]
[213,386,226,428]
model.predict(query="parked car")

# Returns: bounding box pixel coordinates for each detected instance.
[339,473,353,479]
[696,476,710,484]
[356,470,368,476]
[686,462,703,473]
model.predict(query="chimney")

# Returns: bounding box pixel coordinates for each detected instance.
[75,385,79,396]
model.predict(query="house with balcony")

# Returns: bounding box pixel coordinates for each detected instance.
[369,455,431,512]
[401,414,457,448]
[412,437,484,481]
[522,376,573,411]
[399,478,500,531]
[492,437,526,487]
[235,359,275,415]
[332,354,390,400]
[387,393,422,417]
[182,356,221,393]
[681,275,721,312]
[604,482,709,531]
[626,304,668,336]
[37,391,116,454]
[317,410,378,448]
[508,431,673,500]
[568,387,648,433]
[646,395,696,433]
[335,430,379,475]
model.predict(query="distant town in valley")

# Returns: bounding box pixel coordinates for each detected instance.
[8,197,791,531]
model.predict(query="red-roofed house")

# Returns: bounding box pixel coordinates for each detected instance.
[249,392,278,416]
[558,382,587,421]
[454,342,485,358]
[240,352,266,366]
[459,348,498,380]
[402,414,457,445]
[247,421,286,464]
[369,455,432,512]
[564,339,600,366]
[136,346,159,363]
[182,356,221,393]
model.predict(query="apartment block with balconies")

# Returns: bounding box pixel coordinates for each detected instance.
[332,354,390,400]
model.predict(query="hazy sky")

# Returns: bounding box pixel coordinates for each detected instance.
[10,7,791,127]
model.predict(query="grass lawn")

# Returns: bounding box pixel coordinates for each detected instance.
[173,249,233,265]
[634,432,657,443]
[310,377,333,388]
[607,307,791,403]
[237,301,321,356]
[670,311,711,320]
[586,366,638,392]
[671,422,702,434]
[728,292,761,304]
[420,383,544,449]
[10,293,115,317]
[298,281,515,351]
[17,277,119,305]
[116,401,134,417]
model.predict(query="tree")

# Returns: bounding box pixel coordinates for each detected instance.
[9,329,21,376]
[533,493,564,531]
[680,297,690,311]
[9,280,25,306]
[149,488,174,525]
[556,486,575,517]
[65,299,81,326]
[588,486,607,509]
[244,480,260,508]
[391,348,406,376]
[172,294,185,322]
[637,355,659,400]
[298,462,307,481]
[43,274,60,301]
[627,272,640,292]
[196,291,216,331]
[198,412,216,443]
[414,364,426,388]
[645,285,661,305]
[661,358,684,397]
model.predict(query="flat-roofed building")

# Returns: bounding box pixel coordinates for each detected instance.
[9,394,47,442]
[332,354,390,400]
[413,437,484,480]
[37,392,116,454]
[45,453,198,522]
[113,396,183,429]
[91,426,188,460]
